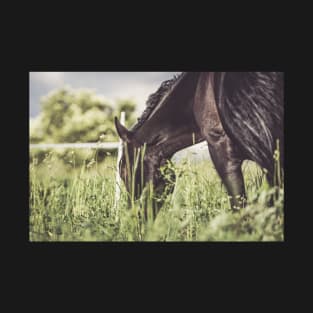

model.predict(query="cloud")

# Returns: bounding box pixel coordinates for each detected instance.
[29,72,181,117]
[101,77,171,113]
[30,72,65,86]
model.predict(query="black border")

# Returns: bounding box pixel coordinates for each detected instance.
[7,7,301,301]
[13,48,297,273]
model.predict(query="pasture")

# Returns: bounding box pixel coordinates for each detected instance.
[29,149,284,242]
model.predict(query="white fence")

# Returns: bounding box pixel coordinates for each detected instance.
[30,112,126,213]
[29,142,120,150]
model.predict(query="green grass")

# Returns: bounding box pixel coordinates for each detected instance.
[29,151,284,242]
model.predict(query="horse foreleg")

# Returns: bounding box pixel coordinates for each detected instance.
[207,136,246,211]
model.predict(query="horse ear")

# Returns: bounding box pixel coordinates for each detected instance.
[114,117,132,142]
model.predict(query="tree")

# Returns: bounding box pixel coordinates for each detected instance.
[30,87,136,143]
[30,86,137,165]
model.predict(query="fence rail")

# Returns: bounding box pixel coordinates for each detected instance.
[29,142,119,150]
[29,112,126,212]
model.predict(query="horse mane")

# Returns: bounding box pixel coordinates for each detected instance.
[131,73,184,132]
[214,72,284,173]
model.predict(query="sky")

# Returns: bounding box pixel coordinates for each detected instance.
[29,72,182,117]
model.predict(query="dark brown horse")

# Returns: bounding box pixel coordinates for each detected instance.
[114,72,284,213]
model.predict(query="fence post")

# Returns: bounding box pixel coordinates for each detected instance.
[114,112,125,216]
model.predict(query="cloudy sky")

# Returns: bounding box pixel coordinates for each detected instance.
[29,72,182,117]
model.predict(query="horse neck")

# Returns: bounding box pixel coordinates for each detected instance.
[133,107,202,152]
[133,72,201,143]
[153,131,204,159]
[132,115,161,146]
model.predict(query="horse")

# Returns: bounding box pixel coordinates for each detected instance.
[114,72,284,214]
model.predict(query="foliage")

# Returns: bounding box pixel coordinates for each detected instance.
[30,87,137,165]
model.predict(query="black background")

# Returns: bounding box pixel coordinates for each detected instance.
[5,9,303,309]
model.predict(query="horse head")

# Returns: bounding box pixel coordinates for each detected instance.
[114,72,202,215]
[114,117,174,202]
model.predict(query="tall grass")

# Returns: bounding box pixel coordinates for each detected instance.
[29,149,284,242]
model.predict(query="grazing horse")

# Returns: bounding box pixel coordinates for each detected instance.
[114,72,284,213]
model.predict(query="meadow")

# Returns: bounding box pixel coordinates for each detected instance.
[29,149,284,242]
